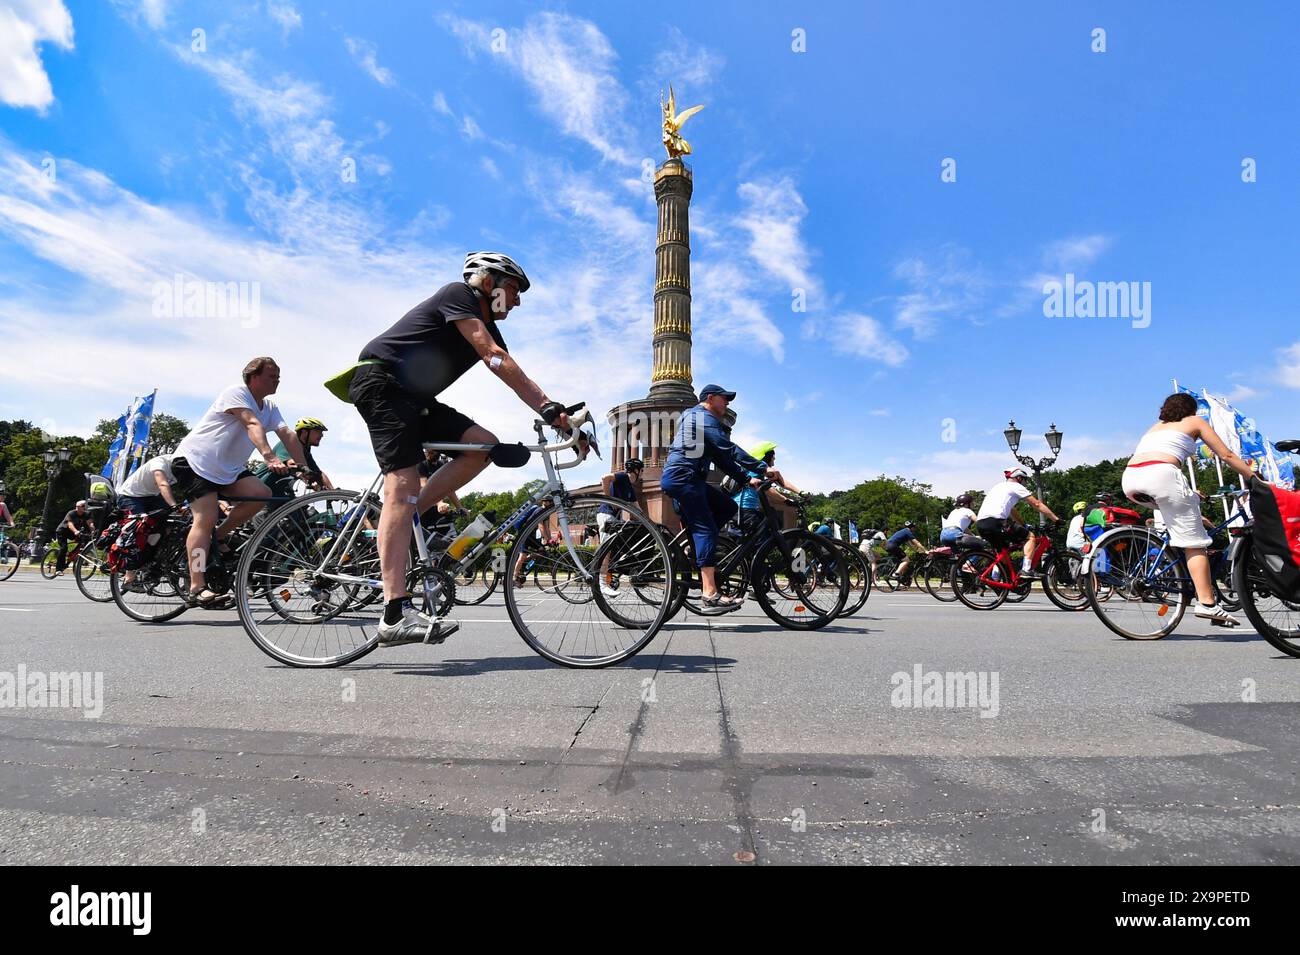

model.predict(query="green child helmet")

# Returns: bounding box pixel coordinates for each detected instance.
[750,440,777,462]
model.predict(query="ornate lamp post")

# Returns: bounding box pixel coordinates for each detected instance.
[33,446,72,560]
[1004,422,1063,527]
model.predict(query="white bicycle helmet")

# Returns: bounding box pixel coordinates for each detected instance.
[463,251,530,292]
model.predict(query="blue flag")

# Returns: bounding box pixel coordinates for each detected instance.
[124,391,157,477]
[100,410,129,480]
[848,520,859,544]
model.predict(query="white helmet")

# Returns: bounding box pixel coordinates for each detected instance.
[463,251,530,292]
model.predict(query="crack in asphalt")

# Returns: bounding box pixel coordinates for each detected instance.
[709,627,761,864]
[605,627,674,796]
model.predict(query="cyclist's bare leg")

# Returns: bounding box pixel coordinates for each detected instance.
[1021,532,1038,572]
[185,492,220,592]
[378,466,421,602]
[214,476,271,543]
[701,565,719,599]
[1184,547,1215,605]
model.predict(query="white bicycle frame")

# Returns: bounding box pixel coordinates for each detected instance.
[303,409,598,604]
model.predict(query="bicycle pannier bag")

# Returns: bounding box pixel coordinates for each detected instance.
[106,513,164,572]
[1248,477,1300,600]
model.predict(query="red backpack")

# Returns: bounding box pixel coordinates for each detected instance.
[1248,477,1300,600]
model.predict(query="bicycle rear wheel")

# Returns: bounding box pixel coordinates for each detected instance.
[752,530,848,629]
[0,541,19,581]
[1233,535,1300,657]
[74,546,114,602]
[503,496,673,667]
[1083,527,1187,639]
[236,490,384,667]
[950,550,1009,610]
[920,554,957,602]
[110,533,189,623]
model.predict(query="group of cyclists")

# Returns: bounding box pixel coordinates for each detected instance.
[23,250,1281,641]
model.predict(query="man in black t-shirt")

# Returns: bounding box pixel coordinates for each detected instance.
[349,251,575,646]
[55,500,95,575]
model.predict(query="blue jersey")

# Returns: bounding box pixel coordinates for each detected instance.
[505,504,543,533]
[734,470,762,510]
[887,528,915,549]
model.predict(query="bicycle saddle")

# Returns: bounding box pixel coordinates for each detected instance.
[1277,439,1299,453]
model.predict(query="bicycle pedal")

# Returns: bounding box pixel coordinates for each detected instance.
[424,620,459,644]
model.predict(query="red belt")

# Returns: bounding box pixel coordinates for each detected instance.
[1126,460,1179,469]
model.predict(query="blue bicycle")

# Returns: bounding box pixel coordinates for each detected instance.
[1081,488,1249,639]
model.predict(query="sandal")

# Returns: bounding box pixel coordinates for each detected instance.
[699,594,742,615]
[186,589,220,608]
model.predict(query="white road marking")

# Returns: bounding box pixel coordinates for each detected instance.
[0,607,36,612]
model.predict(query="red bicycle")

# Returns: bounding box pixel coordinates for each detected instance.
[950,525,1053,610]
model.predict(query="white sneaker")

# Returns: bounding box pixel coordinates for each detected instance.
[377,603,436,647]
[600,582,620,598]
[1194,602,1240,627]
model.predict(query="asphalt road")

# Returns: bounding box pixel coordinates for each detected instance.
[2,571,1298,865]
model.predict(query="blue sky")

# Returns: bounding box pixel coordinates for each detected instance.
[1,0,1298,495]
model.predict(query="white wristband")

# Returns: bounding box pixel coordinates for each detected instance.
[489,355,503,370]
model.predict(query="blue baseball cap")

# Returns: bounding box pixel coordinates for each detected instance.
[698,384,737,400]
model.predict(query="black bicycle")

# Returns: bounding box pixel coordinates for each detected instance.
[652,478,849,629]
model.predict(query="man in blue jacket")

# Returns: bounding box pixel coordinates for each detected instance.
[661,384,781,614]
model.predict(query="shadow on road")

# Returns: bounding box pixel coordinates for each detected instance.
[339,653,737,677]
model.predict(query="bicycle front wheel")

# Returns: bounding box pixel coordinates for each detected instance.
[834,541,873,615]
[0,541,19,581]
[1083,527,1187,639]
[1042,551,1088,611]
[74,546,114,602]
[40,550,58,579]
[503,496,673,667]
[752,531,848,629]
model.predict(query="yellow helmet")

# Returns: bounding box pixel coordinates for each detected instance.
[750,441,777,460]
[295,417,328,432]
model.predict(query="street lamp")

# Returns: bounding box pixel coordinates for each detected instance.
[1004,421,1064,528]
[33,446,73,560]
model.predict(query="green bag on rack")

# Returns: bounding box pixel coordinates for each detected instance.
[323,359,382,404]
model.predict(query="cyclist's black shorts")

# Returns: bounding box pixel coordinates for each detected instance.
[975,517,1030,551]
[172,456,252,501]
[884,543,905,561]
[350,362,477,474]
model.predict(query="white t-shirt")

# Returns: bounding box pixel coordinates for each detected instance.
[118,455,176,499]
[977,481,1031,521]
[175,384,286,485]
[1066,514,1087,550]
[942,507,977,532]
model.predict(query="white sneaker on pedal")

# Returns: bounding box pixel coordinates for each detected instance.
[600,582,620,598]
[1193,602,1240,627]
[377,603,436,647]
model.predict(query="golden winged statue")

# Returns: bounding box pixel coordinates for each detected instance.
[661,84,704,159]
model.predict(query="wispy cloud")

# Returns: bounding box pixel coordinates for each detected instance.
[442,12,638,166]
[0,0,74,113]
[651,27,724,89]
[1277,343,1300,390]
[344,35,395,88]
[267,2,301,39]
